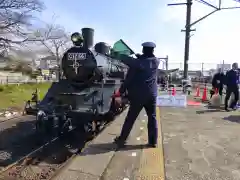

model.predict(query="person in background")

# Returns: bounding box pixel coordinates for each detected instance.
[114,42,159,148]
[210,68,225,98]
[224,63,239,111]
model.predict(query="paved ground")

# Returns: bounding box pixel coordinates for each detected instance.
[161,106,240,180]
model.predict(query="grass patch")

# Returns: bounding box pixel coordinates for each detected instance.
[0,83,51,111]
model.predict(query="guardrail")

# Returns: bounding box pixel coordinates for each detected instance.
[0,77,56,84]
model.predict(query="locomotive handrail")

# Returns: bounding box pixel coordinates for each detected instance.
[83,90,99,102]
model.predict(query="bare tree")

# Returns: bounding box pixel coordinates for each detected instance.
[30,23,71,64]
[0,0,44,50]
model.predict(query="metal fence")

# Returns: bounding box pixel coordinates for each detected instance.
[168,62,215,70]
[0,76,56,84]
[167,62,231,71]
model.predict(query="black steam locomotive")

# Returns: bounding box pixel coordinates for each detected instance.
[35,28,128,136]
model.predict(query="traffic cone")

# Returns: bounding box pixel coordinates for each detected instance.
[201,87,208,102]
[172,87,176,96]
[195,86,200,97]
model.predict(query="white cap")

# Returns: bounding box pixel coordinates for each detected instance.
[142,42,156,48]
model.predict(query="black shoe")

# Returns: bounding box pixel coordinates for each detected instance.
[147,143,157,148]
[114,136,126,147]
[225,107,230,112]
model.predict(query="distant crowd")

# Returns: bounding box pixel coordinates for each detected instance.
[210,63,239,111]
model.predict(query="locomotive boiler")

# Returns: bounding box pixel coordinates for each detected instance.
[35,28,128,136]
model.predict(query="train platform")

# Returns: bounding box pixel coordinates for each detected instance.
[162,105,240,180]
[52,107,164,180]
[53,103,240,180]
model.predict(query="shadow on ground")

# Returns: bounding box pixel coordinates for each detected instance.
[0,119,44,167]
[0,118,82,168]
[79,143,149,156]
[196,106,226,114]
[223,115,240,123]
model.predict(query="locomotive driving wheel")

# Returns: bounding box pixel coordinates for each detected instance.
[36,110,44,133]
[83,108,98,140]
[83,121,97,140]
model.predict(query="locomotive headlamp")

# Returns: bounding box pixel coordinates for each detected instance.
[71,32,83,43]
[37,110,45,116]
[37,110,47,121]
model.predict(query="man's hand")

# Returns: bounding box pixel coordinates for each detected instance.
[135,54,141,58]
[115,97,122,105]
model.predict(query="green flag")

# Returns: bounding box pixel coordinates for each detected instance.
[111,39,134,58]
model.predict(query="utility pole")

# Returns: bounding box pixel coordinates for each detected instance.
[183,0,192,79]
[165,55,169,70]
[168,0,195,79]
[159,56,169,70]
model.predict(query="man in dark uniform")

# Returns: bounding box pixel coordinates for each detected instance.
[224,63,239,111]
[210,68,224,98]
[114,42,159,148]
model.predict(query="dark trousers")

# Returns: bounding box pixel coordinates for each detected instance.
[119,96,158,144]
[224,86,239,108]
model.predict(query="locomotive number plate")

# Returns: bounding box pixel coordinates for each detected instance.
[67,53,87,60]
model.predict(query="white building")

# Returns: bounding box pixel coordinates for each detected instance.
[35,56,58,69]
[216,64,231,72]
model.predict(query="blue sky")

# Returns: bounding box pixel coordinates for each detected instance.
[34,0,240,70]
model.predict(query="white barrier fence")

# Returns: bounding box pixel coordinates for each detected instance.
[156,94,187,107]
[0,76,56,84]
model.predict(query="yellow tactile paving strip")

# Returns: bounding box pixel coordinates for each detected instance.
[134,107,165,180]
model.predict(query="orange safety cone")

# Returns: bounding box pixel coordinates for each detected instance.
[172,87,176,96]
[195,86,200,97]
[201,87,208,102]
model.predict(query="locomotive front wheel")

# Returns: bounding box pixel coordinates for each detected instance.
[35,119,50,139]
[35,120,43,134]
[83,120,97,140]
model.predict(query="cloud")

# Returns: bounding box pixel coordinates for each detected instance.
[156,0,240,69]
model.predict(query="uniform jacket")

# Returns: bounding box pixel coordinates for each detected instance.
[225,69,239,88]
[212,72,225,88]
[119,54,159,101]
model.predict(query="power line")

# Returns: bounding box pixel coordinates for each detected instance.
[167,0,240,79]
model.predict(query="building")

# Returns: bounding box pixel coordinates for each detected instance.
[216,64,231,72]
[36,55,59,70]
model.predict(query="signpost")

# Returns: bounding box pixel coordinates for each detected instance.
[156,95,187,107]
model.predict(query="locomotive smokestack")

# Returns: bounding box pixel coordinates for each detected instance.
[81,28,94,48]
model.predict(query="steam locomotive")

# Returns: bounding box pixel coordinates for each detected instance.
[35,28,129,136]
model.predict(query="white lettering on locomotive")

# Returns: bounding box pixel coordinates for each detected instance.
[67,53,87,61]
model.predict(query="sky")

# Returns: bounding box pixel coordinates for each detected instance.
[34,0,240,70]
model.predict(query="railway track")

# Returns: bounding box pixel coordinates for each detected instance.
[0,116,116,180]
[0,127,81,180]
[0,115,38,167]
[0,115,24,124]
